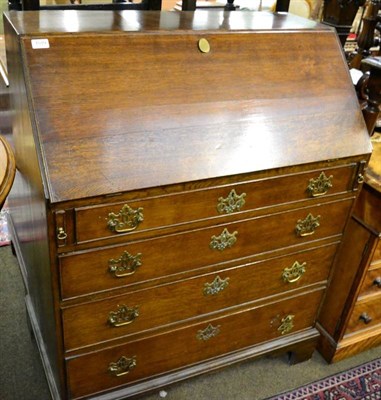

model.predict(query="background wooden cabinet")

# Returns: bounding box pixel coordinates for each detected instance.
[317,133,381,362]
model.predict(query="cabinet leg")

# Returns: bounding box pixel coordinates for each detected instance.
[287,339,316,365]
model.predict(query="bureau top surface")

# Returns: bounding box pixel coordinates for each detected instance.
[5,11,372,203]
[6,10,327,35]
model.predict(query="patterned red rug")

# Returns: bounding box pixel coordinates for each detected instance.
[267,358,381,400]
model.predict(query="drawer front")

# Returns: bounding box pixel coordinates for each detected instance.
[60,199,352,299]
[74,166,355,243]
[346,296,381,334]
[62,244,337,351]
[359,264,381,298]
[66,288,324,399]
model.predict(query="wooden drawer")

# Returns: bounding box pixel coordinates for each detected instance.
[66,288,324,399]
[74,166,356,244]
[359,264,381,298]
[62,244,338,351]
[60,199,352,299]
[346,295,381,334]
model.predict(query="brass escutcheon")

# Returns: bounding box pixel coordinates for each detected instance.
[295,213,320,237]
[278,315,295,335]
[108,355,137,377]
[108,251,142,278]
[107,204,144,233]
[217,189,246,214]
[108,305,139,327]
[307,172,333,197]
[210,228,238,251]
[203,275,230,296]
[198,38,210,53]
[196,323,220,341]
[282,261,306,283]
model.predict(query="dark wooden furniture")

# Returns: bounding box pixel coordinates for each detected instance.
[4,10,372,400]
[0,134,15,209]
[355,57,381,135]
[349,0,381,69]
[180,0,291,11]
[9,0,162,11]
[317,133,381,362]
[322,0,366,46]
[9,0,289,15]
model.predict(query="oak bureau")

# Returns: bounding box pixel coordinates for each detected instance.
[4,10,372,400]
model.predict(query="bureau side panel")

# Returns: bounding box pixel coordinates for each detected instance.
[317,218,371,335]
[316,217,372,362]
[3,14,63,399]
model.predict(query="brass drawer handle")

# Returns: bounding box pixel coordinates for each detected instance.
[282,261,306,283]
[295,213,320,237]
[108,305,139,327]
[107,204,144,233]
[203,275,230,296]
[57,227,67,241]
[108,356,137,377]
[196,323,220,341]
[217,189,246,214]
[109,251,142,278]
[278,315,295,335]
[210,228,238,251]
[373,277,381,288]
[359,312,372,324]
[307,172,333,197]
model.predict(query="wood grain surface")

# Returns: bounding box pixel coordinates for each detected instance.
[5,10,370,203]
